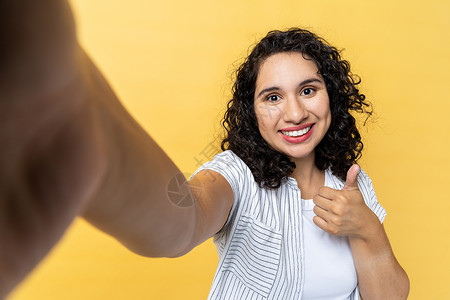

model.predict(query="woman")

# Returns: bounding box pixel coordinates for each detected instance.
[1,2,408,296]
[189,28,409,299]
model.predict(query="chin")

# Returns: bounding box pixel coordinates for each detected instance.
[283,151,314,161]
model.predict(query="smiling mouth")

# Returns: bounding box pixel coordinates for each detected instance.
[280,126,312,137]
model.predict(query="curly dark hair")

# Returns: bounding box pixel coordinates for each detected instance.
[220,28,372,189]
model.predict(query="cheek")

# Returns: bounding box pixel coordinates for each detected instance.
[325,106,332,126]
[314,98,331,120]
[254,105,280,130]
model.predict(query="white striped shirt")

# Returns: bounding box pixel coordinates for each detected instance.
[192,150,386,300]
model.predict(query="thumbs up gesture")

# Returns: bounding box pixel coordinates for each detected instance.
[313,165,379,238]
[343,164,360,190]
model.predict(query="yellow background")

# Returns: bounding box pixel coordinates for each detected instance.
[10,0,450,299]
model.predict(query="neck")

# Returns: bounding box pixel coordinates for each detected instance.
[289,151,317,178]
[289,153,324,199]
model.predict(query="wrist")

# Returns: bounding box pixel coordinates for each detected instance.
[350,210,383,242]
[349,218,394,259]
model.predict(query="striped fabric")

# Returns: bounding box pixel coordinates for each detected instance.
[191,150,386,300]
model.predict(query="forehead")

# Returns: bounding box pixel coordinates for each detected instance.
[255,52,321,90]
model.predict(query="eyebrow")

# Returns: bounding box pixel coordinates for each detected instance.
[256,78,324,98]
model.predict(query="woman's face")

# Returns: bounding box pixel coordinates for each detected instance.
[254,52,331,164]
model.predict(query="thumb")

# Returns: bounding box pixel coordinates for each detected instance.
[343,164,360,190]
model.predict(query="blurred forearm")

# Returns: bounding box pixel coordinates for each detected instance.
[0,0,196,296]
[79,53,197,258]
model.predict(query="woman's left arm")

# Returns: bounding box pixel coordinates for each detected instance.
[349,221,409,300]
[313,165,410,300]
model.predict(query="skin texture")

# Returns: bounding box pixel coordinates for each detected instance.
[253,52,409,299]
[0,1,408,298]
[254,52,331,168]
[254,52,332,198]
[0,1,233,297]
[0,0,106,296]
[314,165,410,299]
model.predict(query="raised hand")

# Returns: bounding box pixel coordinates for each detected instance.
[313,166,410,299]
[312,164,379,238]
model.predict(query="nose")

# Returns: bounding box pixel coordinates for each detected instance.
[282,96,308,124]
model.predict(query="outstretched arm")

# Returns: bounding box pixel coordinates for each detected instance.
[0,0,233,297]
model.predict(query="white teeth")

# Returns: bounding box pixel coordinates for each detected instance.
[281,126,311,137]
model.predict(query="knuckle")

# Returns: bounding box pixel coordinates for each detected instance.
[329,226,339,235]
[337,194,347,204]
[331,216,342,226]
[331,205,344,215]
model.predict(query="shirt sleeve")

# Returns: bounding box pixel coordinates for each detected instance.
[190,150,250,233]
[357,169,387,223]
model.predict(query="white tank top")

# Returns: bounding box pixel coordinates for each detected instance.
[301,171,358,299]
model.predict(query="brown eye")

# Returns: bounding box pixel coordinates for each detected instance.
[267,95,280,102]
[301,88,315,96]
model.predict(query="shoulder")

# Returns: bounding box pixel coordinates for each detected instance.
[191,150,251,182]
[189,151,257,241]
[357,168,374,185]
[355,168,377,200]
[211,150,247,167]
